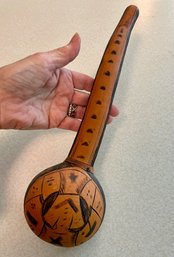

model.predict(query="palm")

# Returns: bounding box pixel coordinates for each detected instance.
[23,64,91,130]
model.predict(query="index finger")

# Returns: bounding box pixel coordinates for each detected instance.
[71,71,94,92]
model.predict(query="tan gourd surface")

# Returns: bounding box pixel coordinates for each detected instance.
[24,5,139,247]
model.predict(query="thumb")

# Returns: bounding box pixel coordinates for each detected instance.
[48,33,81,69]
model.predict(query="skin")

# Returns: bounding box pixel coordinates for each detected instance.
[0,34,119,131]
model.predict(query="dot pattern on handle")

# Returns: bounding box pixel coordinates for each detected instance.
[76,28,125,162]
[100,86,106,90]
[111,50,117,55]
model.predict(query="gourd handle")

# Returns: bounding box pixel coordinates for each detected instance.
[66,5,139,169]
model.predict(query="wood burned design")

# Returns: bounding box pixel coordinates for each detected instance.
[24,165,105,247]
[24,5,139,248]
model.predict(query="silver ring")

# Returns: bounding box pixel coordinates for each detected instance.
[67,103,77,117]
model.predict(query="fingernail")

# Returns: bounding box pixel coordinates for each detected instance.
[70,33,80,44]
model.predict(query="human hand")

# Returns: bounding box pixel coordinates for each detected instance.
[0,34,119,131]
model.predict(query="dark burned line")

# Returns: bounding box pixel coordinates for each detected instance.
[25,194,42,204]
[54,198,79,213]
[85,221,97,238]
[26,211,38,226]
[78,179,92,194]
[91,186,97,208]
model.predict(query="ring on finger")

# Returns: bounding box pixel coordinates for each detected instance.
[67,103,78,117]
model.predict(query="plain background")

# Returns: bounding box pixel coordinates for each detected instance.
[0,1,173,257]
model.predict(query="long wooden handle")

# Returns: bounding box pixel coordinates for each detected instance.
[66,5,139,169]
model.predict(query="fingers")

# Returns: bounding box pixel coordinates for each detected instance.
[73,105,119,121]
[71,71,94,92]
[70,90,119,119]
[59,104,119,132]
[72,90,89,106]
[59,117,81,132]
[110,105,119,117]
[48,33,81,69]
[107,105,119,124]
